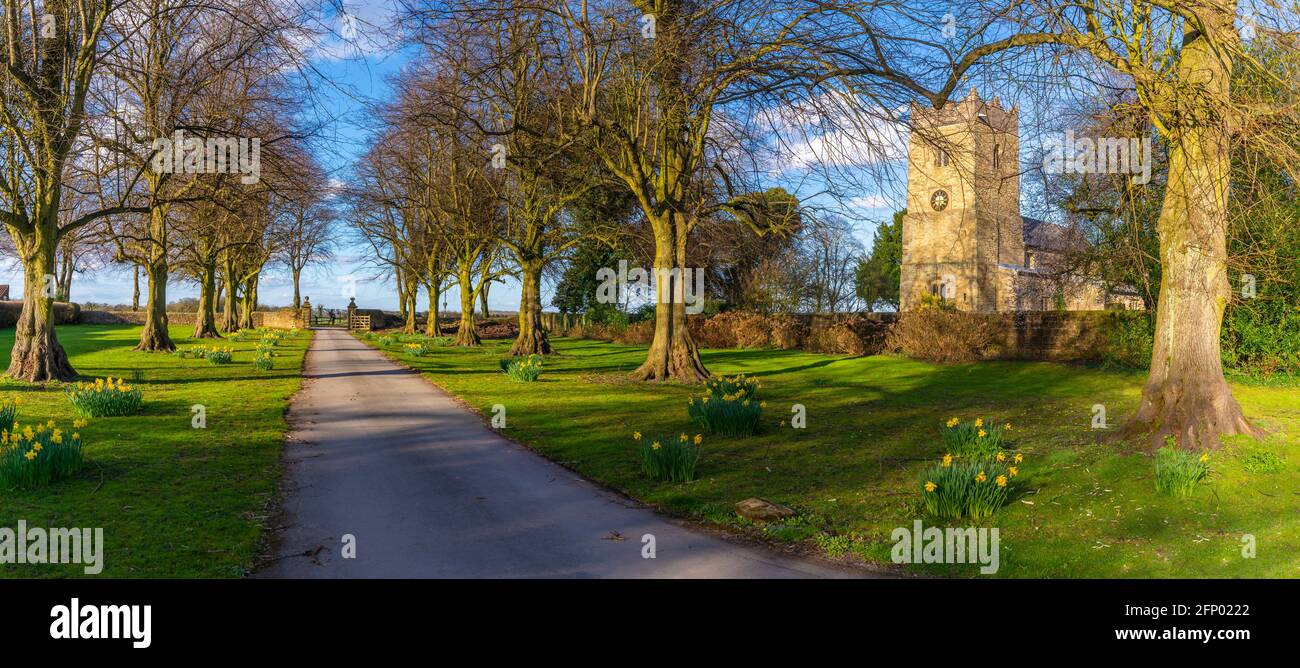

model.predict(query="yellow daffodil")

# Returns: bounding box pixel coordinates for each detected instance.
[942,453,953,467]
[1199,453,1209,463]
[633,431,641,440]
[693,434,702,445]
[975,471,987,483]
[995,475,1008,487]
[1004,423,1012,430]
[32,443,42,452]
[73,419,87,429]
[978,429,987,438]
[1008,466,1018,477]
[1013,453,1023,464]
[72,432,81,441]
[946,417,959,428]
[24,450,36,460]
[975,418,983,428]
[51,430,62,444]
[679,433,688,442]
[924,481,937,492]
[651,442,661,451]
[995,451,1006,462]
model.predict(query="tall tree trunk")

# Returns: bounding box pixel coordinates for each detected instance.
[136,259,175,351]
[240,275,259,330]
[220,259,238,333]
[403,276,418,334]
[510,260,552,355]
[193,260,221,338]
[632,217,708,381]
[480,280,491,318]
[1122,17,1256,449]
[132,264,140,311]
[425,282,443,337]
[454,267,480,346]
[6,226,77,381]
[136,208,174,352]
[292,268,301,309]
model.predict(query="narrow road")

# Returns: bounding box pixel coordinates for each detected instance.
[259,327,861,578]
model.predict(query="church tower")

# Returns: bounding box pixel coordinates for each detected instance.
[899,90,1022,312]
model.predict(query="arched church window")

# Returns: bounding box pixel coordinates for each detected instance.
[992,145,1001,170]
[936,149,950,167]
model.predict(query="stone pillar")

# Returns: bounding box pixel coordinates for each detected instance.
[300,297,311,328]
[347,297,357,329]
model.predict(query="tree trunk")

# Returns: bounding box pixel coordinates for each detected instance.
[454,268,480,346]
[510,261,552,355]
[632,219,708,382]
[240,275,259,330]
[136,206,174,351]
[480,280,491,318]
[220,260,238,333]
[425,283,443,337]
[292,269,301,309]
[1121,16,1256,449]
[6,229,77,382]
[193,260,221,338]
[136,258,175,352]
[132,265,140,311]
[403,278,418,334]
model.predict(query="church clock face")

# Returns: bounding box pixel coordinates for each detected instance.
[930,190,949,211]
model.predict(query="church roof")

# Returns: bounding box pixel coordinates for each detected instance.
[1022,217,1085,254]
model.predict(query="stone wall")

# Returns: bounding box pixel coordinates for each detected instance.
[76,309,305,329]
[0,301,80,327]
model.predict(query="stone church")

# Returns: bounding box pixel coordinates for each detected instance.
[899,90,1142,312]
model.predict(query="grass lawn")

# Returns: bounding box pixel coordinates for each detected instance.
[0,324,309,578]
[365,333,1300,578]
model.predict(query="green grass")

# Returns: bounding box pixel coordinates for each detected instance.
[363,334,1300,578]
[0,324,309,578]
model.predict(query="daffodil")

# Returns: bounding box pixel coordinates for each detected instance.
[942,453,953,467]
[995,451,1006,462]
[946,417,959,428]
[1008,466,1018,477]
[693,434,702,445]
[679,433,688,442]
[24,450,36,460]
[995,475,1008,487]
[924,481,937,492]
[975,471,987,483]
[978,429,987,438]
[73,419,87,429]
[651,442,661,451]
[633,431,641,440]
[974,418,983,428]
[1199,453,1209,463]
[1013,453,1023,464]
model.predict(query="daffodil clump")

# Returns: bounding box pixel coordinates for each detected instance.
[259,330,284,347]
[687,393,764,437]
[0,417,87,489]
[404,341,433,357]
[253,350,275,371]
[942,416,1010,459]
[501,355,543,382]
[1154,439,1211,497]
[635,431,703,482]
[204,347,234,365]
[66,377,143,418]
[228,330,254,342]
[919,450,1023,520]
[704,373,760,401]
[377,334,398,346]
